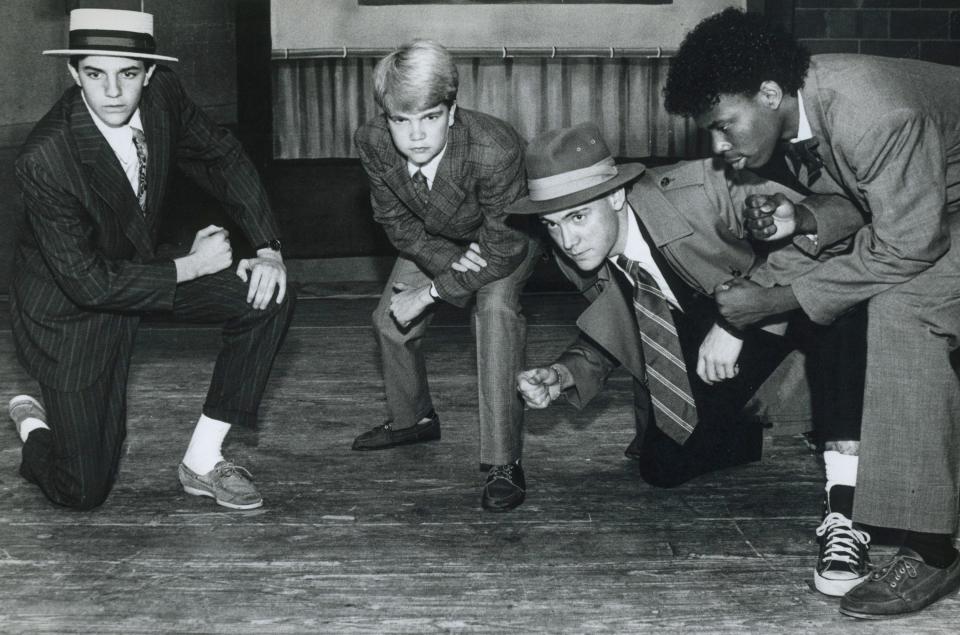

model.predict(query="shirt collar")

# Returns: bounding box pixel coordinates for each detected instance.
[82,92,144,162]
[791,91,813,143]
[616,204,647,263]
[407,143,447,186]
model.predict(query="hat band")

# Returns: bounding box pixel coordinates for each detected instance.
[68,29,156,55]
[528,157,618,202]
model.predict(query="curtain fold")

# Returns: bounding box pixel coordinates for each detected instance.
[273,57,707,159]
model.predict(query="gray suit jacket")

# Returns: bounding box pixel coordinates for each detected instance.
[788,55,960,324]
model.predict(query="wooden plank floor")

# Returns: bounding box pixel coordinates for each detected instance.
[0,290,957,633]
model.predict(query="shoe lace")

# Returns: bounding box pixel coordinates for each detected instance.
[816,512,871,566]
[870,556,919,587]
[215,462,254,481]
[488,464,516,480]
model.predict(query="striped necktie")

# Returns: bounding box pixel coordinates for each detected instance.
[617,255,698,444]
[131,127,148,211]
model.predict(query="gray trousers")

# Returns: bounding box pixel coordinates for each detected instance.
[372,243,539,466]
[854,209,960,533]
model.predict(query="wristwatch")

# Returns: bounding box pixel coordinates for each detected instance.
[255,238,282,252]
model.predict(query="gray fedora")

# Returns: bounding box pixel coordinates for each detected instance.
[507,122,644,215]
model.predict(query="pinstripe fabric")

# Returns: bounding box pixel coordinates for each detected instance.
[12,67,289,509]
[21,328,135,510]
[12,67,280,391]
[354,108,531,308]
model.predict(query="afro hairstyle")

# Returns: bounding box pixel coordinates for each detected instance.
[663,7,810,119]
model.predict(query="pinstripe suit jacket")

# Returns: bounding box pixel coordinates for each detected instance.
[12,67,279,391]
[354,108,530,307]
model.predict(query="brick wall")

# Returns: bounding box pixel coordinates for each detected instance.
[794,0,960,66]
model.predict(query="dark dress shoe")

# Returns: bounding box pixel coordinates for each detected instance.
[351,411,440,451]
[840,548,960,619]
[481,461,525,512]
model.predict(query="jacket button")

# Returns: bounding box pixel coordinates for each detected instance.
[660,177,671,187]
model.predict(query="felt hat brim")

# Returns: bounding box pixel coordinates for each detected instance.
[506,162,645,215]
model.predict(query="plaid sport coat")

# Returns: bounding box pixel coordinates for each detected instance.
[354,107,530,307]
[12,67,279,391]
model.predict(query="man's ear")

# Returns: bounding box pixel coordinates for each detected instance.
[758,80,784,110]
[67,62,81,87]
[608,187,627,211]
[144,64,157,86]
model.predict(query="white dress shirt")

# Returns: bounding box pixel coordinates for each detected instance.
[610,205,682,310]
[406,144,447,190]
[82,93,145,197]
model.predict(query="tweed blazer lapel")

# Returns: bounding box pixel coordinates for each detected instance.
[71,94,154,260]
[428,123,468,218]
[382,150,422,212]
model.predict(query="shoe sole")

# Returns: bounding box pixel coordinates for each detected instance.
[9,394,46,419]
[481,491,525,512]
[351,432,441,451]
[815,572,869,597]
[182,485,263,510]
[839,579,960,620]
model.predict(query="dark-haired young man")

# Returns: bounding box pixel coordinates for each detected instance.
[10,9,294,511]
[665,7,960,619]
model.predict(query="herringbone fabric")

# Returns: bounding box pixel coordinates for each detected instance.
[131,127,148,210]
[354,108,530,307]
[617,255,697,443]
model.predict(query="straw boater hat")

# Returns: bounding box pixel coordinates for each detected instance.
[507,123,645,216]
[42,8,178,62]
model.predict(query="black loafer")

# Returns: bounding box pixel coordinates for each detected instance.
[481,461,526,512]
[351,411,440,451]
[840,548,960,619]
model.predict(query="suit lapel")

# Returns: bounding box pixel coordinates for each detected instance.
[71,93,154,260]
[429,122,467,214]
[577,263,646,381]
[140,90,171,231]
[556,254,646,381]
[382,150,422,212]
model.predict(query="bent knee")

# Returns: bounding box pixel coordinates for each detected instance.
[57,476,114,510]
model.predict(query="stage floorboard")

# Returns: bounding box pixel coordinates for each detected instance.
[0,291,956,633]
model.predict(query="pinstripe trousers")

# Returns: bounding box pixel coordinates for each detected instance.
[19,269,296,510]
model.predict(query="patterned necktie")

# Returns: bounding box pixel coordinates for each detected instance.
[411,169,429,201]
[131,127,148,211]
[617,255,698,444]
[784,137,823,186]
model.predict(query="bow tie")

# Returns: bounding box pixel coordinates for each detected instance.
[784,137,823,185]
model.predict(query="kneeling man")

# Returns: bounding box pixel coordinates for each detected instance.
[510,123,868,595]
[9,9,294,511]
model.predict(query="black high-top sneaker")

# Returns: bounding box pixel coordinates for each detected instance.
[814,485,872,596]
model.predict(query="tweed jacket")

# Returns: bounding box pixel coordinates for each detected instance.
[12,67,279,391]
[787,55,960,324]
[354,107,530,307]
[552,158,862,409]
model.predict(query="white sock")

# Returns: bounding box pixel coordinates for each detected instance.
[824,450,858,492]
[182,415,231,474]
[19,418,49,443]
